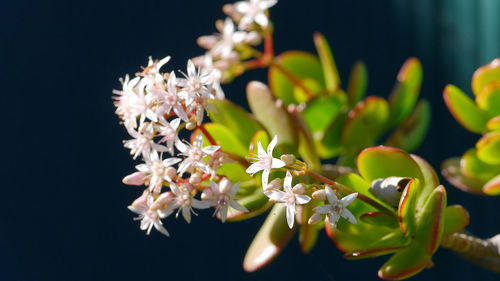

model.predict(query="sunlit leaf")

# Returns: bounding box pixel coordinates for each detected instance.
[483,174,500,196]
[415,185,446,255]
[313,32,341,92]
[461,148,500,181]
[476,131,500,165]
[441,157,486,194]
[378,243,430,281]
[224,191,272,222]
[398,179,419,236]
[347,61,368,107]
[443,84,489,133]
[475,82,500,116]
[359,212,399,229]
[472,58,500,96]
[195,123,248,157]
[442,205,469,236]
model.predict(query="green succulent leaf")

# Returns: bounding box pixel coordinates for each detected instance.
[385,100,431,152]
[341,96,390,151]
[378,243,430,281]
[483,174,500,196]
[268,51,324,104]
[472,58,500,96]
[357,146,424,183]
[293,78,323,103]
[243,204,295,272]
[321,113,348,158]
[207,99,263,146]
[398,178,420,236]
[487,116,500,131]
[218,162,253,185]
[359,212,399,229]
[344,231,407,260]
[298,200,322,253]
[388,58,423,127]
[443,84,490,133]
[441,157,486,194]
[476,131,500,165]
[347,61,368,107]
[303,94,345,133]
[415,185,447,255]
[442,205,470,236]
[476,82,500,116]
[224,191,273,222]
[249,130,270,154]
[410,155,440,200]
[461,148,500,181]
[246,81,298,150]
[196,123,248,157]
[313,32,341,92]
[335,172,394,211]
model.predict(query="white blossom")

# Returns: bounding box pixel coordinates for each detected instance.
[160,183,211,223]
[210,18,248,59]
[155,117,181,155]
[208,178,248,222]
[128,191,170,236]
[265,171,310,228]
[175,133,220,176]
[113,75,147,128]
[135,151,182,194]
[123,122,168,159]
[179,60,215,106]
[234,0,277,30]
[311,186,357,230]
[246,135,285,189]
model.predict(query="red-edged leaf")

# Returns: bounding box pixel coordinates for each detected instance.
[483,174,500,196]
[476,131,500,165]
[472,58,500,96]
[461,148,500,181]
[360,212,399,228]
[415,185,447,255]
[398,179,419,236]
[442,205,470,236]
[243,205,295,272]
[378,243,430,281]
[313,32,341,92]
[441,157,486,194]
[347,61,368,107]
[487,115,500,131]
[476,82,500,116]
[223,191,272,222]
[344,231,407,260]
[443,84,489,133]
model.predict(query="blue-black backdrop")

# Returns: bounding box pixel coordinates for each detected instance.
[1,0,499,280]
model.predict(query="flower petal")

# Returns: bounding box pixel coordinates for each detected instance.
[271,158,286,169]
[325,186,338,204]
[295,194,311,205]
[267,135,278,155]
[261,169,270,189]
[246,163,263,175]
[202,145,220,155]
[341,209,357,224]
[283,171,293,191]
[286,204,296,229]
[230,199,249,213]
[163,157,182,167]
[341,192,358,207]
[182,207,191,223]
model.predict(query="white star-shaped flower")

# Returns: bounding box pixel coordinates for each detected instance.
[135,151,181,194]
[211,18,248,59]
[154,117,181,155]
[178,60,214,106]
[208,178,248,222]
[311,186,358,230]
[160,183,211,223]
[234,0,277,30]
[246,135,286,189]
[265,171,311,228]
[123,122,168,159]
[175,133,220,176]
[128,191,170,236]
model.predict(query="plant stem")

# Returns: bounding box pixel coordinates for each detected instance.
[441,232,500,272]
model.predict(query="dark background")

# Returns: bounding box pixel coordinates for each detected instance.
[1,0,499,280]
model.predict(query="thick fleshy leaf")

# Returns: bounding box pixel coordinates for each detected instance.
[298,200,322,253]
[461,148,500,181]
[335,172,394,211]
[415,185,447,255]
[378,243,430,281]
[471,58,500,96]
[487,115,500,131]
[320,113,347,158]
[293,78,323,103]
[344,231,407,260]
[443,84,489,133]
[243,204,295,272]
[476,131,500,164]
[388,58,423,127]
[357,146,424,183]
[442,205,469,236]
[385,100,430,152]
[341,97,390,151]
[303,94,345,134]
[246,81,298,150]
[347,61,368,107]
[313,32,340,92]
[195,123,248,157]
[249,130,270,155]
[410,155,440,196]
[398,179,419,236]
[268,51,324,104]
[218,162,253,184]
[289,109,321,170]
[224,191,272,222]
[483,174,500,196]
[360,212,399,229]
[207,99,263,146]
[441,157,485,194]
[476,82,500,116]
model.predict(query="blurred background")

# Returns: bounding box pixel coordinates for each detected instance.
[1,0,499,280]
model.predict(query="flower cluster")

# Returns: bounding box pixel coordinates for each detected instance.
[114,55,251,236]
[192,0,277,83]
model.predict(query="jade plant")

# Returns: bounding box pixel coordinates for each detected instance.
[442,58,500,196]
[112,1,500,279]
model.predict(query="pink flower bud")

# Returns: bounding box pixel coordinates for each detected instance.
[189,173,202,185]
[122,171,145,186]
[166,167,177,181]
[150,192,174,211]
[292,183,306,195]
[308,213,322,224]
[197,35,218,49]
[219,178,232,194]
[201,188,214,200]
[266,179,281,191]
[312,189,326,201]
[280,154,295,165]
[245,31,262,45]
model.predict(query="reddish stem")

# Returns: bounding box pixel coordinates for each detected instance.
[198,124,217,145]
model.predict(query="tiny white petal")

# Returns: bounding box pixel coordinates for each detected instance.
[341,209,357,224]
[295,194,311,205]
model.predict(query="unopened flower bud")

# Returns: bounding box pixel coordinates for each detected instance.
[266,178,281,191]
[166,167,177,181]
[150,192,174,211]
[180,182,194,193]
[292,183,306,195]
[197,35,218,49]
[186,122,196,130]
[245,31,262,45]
[215,19,225,32]
[312,189,326,201]
[130,190,149,208]
[201,188,214,200]
[189,173,202,185]
[280,154,295,165]
[219,178,232,194]
[222,4,235,15]
[122,171,145,186]
[308,213,322,225]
